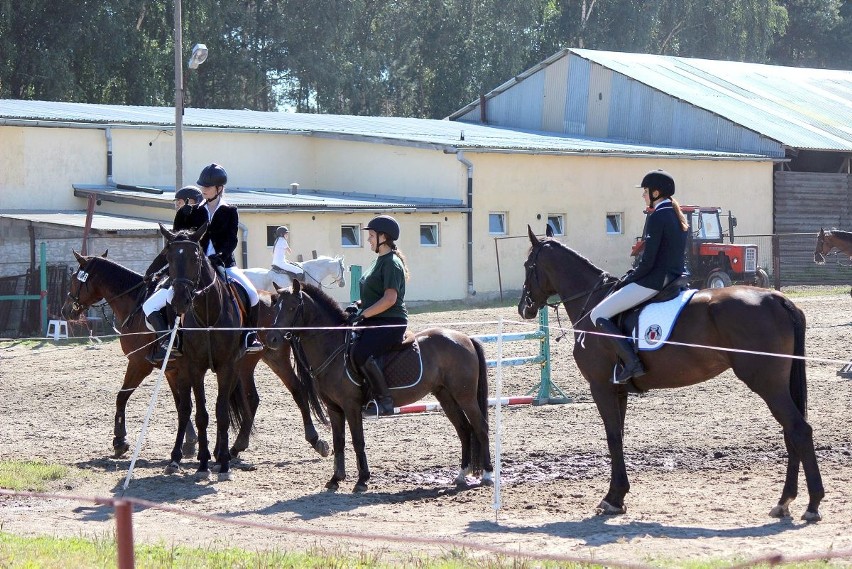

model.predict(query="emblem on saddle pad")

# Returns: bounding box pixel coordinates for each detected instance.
[631,289,697,351]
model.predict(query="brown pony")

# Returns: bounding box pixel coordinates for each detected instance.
[814,227,852,297]
[61,248,328,465]
[265,280,492,492]
[518,226,823,521]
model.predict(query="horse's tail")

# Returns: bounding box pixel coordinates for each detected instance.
[471,338,489,472]
[228,379,250,434]
[782,296,808,419]
[292,341,329,426]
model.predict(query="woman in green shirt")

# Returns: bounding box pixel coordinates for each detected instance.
[347,215,409,415]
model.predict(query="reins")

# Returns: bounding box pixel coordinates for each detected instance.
[280,298,347,380]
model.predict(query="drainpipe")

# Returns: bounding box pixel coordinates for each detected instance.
[105,127,115,185]
[239,222,249,268]
[456,151,475,296]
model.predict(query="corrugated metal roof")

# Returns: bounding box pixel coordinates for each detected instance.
[72,185,467,211]
[0,98,763,159]
[572,50,852,152]
[0,210,161,232]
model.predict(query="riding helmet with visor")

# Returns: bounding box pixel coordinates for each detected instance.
[197,163,228,187]
[275,226,289,238]
[364,215,400,241]
[175,185,203,204]
[638,169,675,198]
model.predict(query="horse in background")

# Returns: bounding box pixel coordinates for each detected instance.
[814,227,852,296]
[519,225,823,521]
[243,235,346,292]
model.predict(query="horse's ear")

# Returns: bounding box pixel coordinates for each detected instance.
[101,250,108,258]
[819,227,825,236]
[527,225,541,247]
[73,250,86,266]
[545,224,554,238]
[189,222,208,243]
[292,279,302,293]
[159,223,176,241]
[272,282,282,293]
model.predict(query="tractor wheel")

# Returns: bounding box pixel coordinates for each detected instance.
[705,269,732,289]
[754,268,770,288]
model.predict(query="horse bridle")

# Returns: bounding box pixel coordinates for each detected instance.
[303,258,346,289]
[66,264,146,318]
[274,292,345,379]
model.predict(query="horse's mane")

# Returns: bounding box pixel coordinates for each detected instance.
[300,282,346,321]
[541,237,608,276]
[88,256,144,291]
[827,228,852,244]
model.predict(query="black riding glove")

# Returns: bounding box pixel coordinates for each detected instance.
[345,312,363,326]
[344,303,360,316]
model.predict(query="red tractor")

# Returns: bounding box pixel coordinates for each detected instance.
[632,206,770,289]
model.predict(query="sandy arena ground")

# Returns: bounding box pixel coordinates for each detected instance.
[1,293,851,566]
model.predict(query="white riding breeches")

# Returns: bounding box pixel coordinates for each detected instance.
[141,265,259,326]
[589,282,658,324]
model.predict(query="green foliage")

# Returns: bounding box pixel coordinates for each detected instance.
[0,0,849,116]
[0,460,67,492]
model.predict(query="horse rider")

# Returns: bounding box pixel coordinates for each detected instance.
[346,215,409,415]
[173,185,202,210]
[271,226,304,280]
[589,169,689,384]
[142,164,263,363]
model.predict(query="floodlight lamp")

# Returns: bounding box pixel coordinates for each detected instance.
[188,44,208,69]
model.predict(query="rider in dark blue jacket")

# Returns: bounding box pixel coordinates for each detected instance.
[590,170,688,384]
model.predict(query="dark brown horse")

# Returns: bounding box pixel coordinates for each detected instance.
[518,226,823,521]
[61,251,329,462]
[814,228,852,297]
[265,280,492,492]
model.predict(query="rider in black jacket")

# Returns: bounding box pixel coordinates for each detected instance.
[589,170,689,384]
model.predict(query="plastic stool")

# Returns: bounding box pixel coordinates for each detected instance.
[47,320,69,340]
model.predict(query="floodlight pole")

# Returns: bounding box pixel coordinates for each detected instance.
[174,0,184,191]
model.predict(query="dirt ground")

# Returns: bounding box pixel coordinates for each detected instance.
[1,293,852,566]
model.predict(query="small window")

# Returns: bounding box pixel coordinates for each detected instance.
[606,213,623,235]
[341,224,361,247]
[420,223,439,246]
[265,226,279,247]
[547,214,565,236]
[489,212,507,235]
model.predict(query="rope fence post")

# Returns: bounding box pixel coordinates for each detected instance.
[114,500,135,569]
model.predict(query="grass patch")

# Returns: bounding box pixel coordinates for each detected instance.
[0,460,67,492]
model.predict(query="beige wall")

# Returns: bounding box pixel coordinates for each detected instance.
[466,153,774,295]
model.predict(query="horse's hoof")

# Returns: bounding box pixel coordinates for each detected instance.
[195,469,211,480]
[113,444,130,458]
[352,482,368,493]
[595,500,626,515]
[801,510,822,522]
[325,480,339,492]
[769,504,791,518]
[218,470,233,482]
[164,462,181,475]
[480,471,495,487]
[314,440,331,458]
[233,459,257,471]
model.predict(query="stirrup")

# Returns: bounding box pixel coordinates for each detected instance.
[612,361,644,385]
[244,331,263,353]
[363,398,394,417]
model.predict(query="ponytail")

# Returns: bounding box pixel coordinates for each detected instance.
[670,198,689,231]
[389,243,410,281]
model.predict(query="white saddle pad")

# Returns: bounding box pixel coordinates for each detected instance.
[633,289,697,351]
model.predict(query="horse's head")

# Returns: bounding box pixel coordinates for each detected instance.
[266,280,305,350]
[814,227,831,264]
[161,223,209,315]
[62,250,109,320]
[518,226,554,319]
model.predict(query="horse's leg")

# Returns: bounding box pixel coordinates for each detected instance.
[263,348,330,457]
[590,381,630,514]
[769,430,801,518]
[434,391,475,485]
[166,380,194,475]
[213,365,240,481]
[192,375,212,479]
[325,405,347,492]
[344,408,371,493]
[163,370,198,457]
[230,358,260,458]
[112,360,151,457]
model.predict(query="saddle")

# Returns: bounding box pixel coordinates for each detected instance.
[271,264,305,283]
[346,330,423,390]
[616,276,695,352]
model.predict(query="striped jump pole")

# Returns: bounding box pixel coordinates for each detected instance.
[394,396,534,415]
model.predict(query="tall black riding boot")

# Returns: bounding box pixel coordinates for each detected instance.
[595,318,645,384]
[362,356,394,416]
[243,303,263,353]
[145,309,180,365]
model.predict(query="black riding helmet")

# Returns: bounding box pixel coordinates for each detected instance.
[275,226,289,238]
[638,169,675,198]
[175,185,202,204]
[197,163,228,187]
[364,215,400,241]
